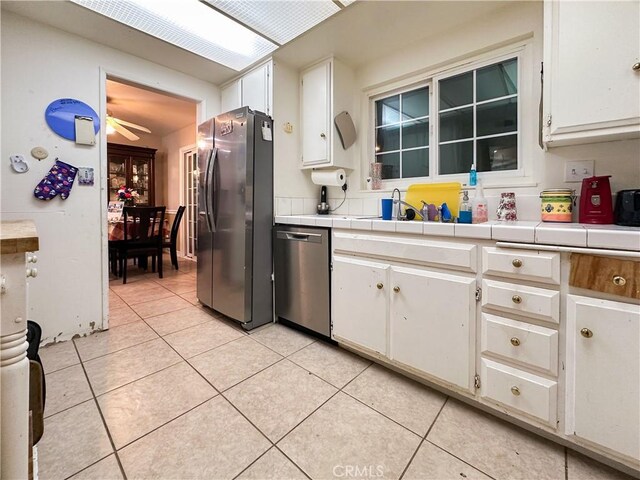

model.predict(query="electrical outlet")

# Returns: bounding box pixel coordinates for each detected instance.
[564,160,594,182]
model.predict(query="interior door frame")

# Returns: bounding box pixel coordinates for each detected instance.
[179,143,198,260]
[99,67,206,330]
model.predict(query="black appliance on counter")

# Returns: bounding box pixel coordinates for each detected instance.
[614,189,640,226]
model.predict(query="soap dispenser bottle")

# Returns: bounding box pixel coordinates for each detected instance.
[459,190,472,224]
[472,182,488,224]
[469,161,477,187]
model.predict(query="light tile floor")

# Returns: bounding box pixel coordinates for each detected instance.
[37,258,635,479]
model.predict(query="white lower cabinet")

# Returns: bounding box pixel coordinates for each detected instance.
[566,295,640,463]
[389,266,476,392]
[332,255,388,356]
[332,251,476,392]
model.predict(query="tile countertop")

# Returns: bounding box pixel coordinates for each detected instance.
[274,215,640,252]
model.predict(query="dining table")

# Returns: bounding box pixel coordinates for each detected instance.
[108,219,170,275]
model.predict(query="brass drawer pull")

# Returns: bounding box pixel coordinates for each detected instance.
[376,283,384,290]
[393,286,400,293]
[512,295,522,304]
[511,386,521,396]
[510,337,521,347]
[580,328,593,338]
[612,275,626,287]
[512,258,523,268]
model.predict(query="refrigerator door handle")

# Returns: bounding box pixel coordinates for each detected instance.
[201,148,214,232]
[210,147,219,232]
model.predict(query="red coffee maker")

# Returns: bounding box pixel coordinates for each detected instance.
[579,175,613,224]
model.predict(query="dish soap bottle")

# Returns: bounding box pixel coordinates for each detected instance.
[472,182,488,224]
[459,190,472,224]
[469,161,477,187]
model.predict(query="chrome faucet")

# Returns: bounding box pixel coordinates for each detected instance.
[391,188,402,220]
[390,188,423,220]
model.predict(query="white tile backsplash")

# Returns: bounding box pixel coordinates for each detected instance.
[347,198,364,216]
[303,198,318,215]
[291,198,304,215]
[363,198,380,216]
[276,198,292,216]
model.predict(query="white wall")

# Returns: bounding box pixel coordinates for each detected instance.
[273,1,640,219]
[158,123,197,212]
[0,11,221,343]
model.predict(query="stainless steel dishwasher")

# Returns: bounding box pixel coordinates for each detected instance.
[273,225,330,337]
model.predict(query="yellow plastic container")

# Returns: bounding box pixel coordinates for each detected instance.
[405,183,462,219]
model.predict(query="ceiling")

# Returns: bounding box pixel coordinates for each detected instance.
[3,0,514,85]
[2,0,514,142]
[106,79,196,142]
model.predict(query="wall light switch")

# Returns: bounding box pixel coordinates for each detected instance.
[564,160,594,182]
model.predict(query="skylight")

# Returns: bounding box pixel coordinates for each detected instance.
[70,0,278,71]
[205,0,340,46]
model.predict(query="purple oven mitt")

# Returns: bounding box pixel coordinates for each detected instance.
[34,159,78,201]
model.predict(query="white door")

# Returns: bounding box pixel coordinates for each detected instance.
[332,255,388,356]
[390,266,476,392]
[241,63,270,115]
[183,147,198,259]
[566,295,640,461]
[301,61,330,166]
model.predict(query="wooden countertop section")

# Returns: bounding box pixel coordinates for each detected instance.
[1,220,39,254]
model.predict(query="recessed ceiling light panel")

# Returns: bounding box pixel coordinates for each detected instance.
[205,0,340,45]
[71,0,278,70]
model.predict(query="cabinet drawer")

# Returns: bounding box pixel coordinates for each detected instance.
[481,358,557,427]
[482,279,560,323]
[483,247,560,285]
[481,313,558,375]
[333,231,477,273]
[570,253,640,300]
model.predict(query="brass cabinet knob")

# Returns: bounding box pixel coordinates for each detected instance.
[393,286,400,293]
[376,282,384,290]
[580,328,593,338]
[510,337,521,347]
[512,258,523,268]
[511,386,521,396]
[612,275,626,286]
[633,62,640,71]
[512,295,522,304]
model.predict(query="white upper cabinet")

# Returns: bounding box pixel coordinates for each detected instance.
[300,57,356,169]
[543,1,640,146]
[220,60,272,116]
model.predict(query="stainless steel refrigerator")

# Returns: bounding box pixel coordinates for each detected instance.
[197,107,273,330]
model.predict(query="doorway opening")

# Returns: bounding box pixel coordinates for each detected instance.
[105,76,199,287]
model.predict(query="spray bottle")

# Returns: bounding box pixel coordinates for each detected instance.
[472,182,488,224]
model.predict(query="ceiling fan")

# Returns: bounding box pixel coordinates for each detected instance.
[106,110,151,141]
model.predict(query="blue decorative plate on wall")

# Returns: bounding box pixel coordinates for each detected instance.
[45,98,100,141]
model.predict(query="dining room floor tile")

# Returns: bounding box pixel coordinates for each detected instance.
[36,263,635,479]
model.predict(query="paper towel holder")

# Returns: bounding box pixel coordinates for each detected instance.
[334,111,356,150]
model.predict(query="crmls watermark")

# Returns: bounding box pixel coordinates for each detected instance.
[332,465,385,478]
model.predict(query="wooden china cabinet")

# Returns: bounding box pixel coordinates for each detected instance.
[107,143,156,206]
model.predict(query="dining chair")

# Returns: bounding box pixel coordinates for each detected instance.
[163,205,186,270]
[118,206,166,284]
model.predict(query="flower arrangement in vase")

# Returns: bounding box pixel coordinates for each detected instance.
[117,186,140,206]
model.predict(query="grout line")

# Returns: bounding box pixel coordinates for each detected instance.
[61,453,117,480]
[399,397,449,480]
[75,335,159,364]
[565,446,569,480]
[92,358,184,399]
[113,395,217,452]
[424,439,497,480]
[71,341,129,480]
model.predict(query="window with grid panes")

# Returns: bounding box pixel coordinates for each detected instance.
[374,86,429,179]
[438,57,518,175]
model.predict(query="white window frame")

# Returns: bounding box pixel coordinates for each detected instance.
[365,41,534,191]
[433,50,522,180]
[372,83,431,180]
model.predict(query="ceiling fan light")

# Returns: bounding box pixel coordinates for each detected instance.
[106,123,116,135]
